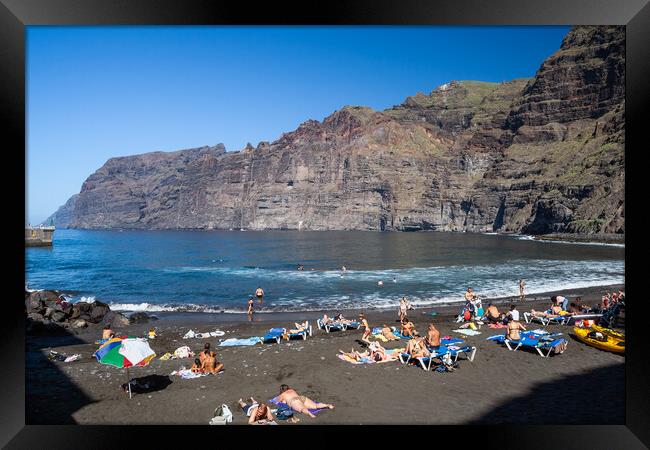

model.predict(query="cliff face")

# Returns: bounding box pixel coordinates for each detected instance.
[48,26,624,234]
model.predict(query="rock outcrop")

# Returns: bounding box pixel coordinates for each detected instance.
[25,290,130,334]
[47,26,624,235]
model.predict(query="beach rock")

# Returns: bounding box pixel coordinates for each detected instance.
[89,301,111,323]
[128,312,152,324]
[71,319,88,329]
[44,307,55,318]
[47,26,624,237]
[102,311,130,327]
[25,296,44,314]
[51,311,66,322]
[29,290,60,303]
[27,312,44,322]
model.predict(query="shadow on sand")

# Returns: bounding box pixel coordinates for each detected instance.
[466,362,625,424]
[25,321,96,424]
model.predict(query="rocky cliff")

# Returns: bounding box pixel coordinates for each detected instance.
[47,26,624,234]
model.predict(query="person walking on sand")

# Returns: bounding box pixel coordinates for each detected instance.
[519,279,526,301]
[359,313,371,344]
[255,286,264,303]
[277,384,334,418]
[247,296,254,315]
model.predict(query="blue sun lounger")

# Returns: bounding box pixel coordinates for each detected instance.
[317,318,345,333]
[487,331,567,357]
[345,321,361,330]
[523,312,570,326]
[399,345,453,371]
[263,328,286,344]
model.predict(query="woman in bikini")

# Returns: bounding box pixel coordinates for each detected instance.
[506,319,526,341]
[531,302,563,318]
[190,358,204,373]
[401,318,417,337]
[381,324,399,341]
[277,385,334,418]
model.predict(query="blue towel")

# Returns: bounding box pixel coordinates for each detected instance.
[219,337,262,347]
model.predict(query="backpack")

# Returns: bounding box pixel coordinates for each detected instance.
[275,404,294,420]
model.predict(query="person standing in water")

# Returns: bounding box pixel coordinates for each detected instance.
[519,279,526,302]
[247,296,254,315]
[255,286,264,304]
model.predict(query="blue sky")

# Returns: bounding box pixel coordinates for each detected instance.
[27,25,571,224]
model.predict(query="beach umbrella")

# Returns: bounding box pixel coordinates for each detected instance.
[94,337,156,398]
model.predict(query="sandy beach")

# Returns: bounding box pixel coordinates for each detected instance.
[26,283,625,425]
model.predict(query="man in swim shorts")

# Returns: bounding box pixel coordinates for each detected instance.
[277,384,334,418]
[255,286,264,303]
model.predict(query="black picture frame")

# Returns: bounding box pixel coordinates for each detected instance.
[3,0,648,447]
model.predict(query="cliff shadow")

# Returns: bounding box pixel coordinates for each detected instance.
[25,320,97,424]
[465,362,625,424]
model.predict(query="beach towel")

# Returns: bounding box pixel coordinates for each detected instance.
[218,337,262,347]
[170,369,210,379]
[488,323,507,329]
[269,396,326,415]
[372,334,389,343]
[453,329,482,336]
[184,329,225,339]
[158,352,173,361]
[390,327,413,340]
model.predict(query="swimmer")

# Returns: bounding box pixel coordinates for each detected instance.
[378,280,384,286]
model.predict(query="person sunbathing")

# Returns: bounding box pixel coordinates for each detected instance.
[506,320,526,341]
[190,358,205,374]
[333,314,352,325]
[530,303,563,318]
[425,323,441,348]
[102,325,114,340]
[277,384,334,418]
[368,341,389,361]
[406,336,430,359]
[238,397,275,424]
[284,321,309,339]
[339,348,371,362]
[381,324,399,341]
[321,314,333,325]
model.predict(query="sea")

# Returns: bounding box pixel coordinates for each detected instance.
[25,229,625,314]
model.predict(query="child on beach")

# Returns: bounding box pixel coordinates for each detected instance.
[191,358,204,373]
[359,314,371,343]
[148,329,156,339]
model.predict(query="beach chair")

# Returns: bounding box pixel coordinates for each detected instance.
[523,312,568,326]
[317,318,345,333]
[286,323,312,340]
[345,321,361,330]
[399,346,452,371]
[488,331,567,357]
[563,314,603,326]
[263,328,286,344]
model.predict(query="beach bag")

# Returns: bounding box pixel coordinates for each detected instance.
[463,310,471,321]
[275,404,294,420]
[210,404,233,425]
[173,346,193,359]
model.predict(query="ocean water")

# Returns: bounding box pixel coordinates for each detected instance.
[25,230,624,313]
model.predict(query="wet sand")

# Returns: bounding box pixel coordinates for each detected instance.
[26,284,625,425]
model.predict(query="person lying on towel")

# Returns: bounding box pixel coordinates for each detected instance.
[381,324,400,341]
[277,384,334,418]
[238,397,275,424]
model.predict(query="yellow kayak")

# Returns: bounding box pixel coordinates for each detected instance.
[591,325,625,340]
[573,326,625,354]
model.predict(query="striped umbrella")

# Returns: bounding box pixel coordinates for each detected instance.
[94,337,156,398]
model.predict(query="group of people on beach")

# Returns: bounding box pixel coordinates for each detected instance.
[246,286,265,316]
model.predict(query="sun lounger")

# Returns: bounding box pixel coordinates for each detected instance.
[317,318,345,333]
[399,346,452,371]
[523,312,570,326]
[287,323,312,340]
[263,328,286,344]
[345,321,361,330]
[487,331,567,357]
[563,314,603,325]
